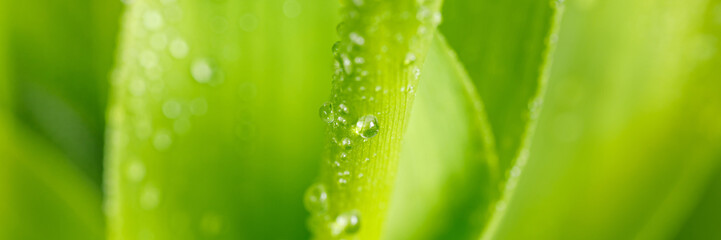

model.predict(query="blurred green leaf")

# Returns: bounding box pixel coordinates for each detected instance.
[440,0,563,173]
[490,0,721,239]
[0,113,104,240]
[2,0,122,183]
[385,34,498,240]
[105,0,338,239]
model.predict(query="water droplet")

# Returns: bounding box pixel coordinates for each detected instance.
[169,38,189,59]
[331,210,361,236]
[162,100,183,119]
[319,102,335,123]
[239,14,259,32]
[190,98,208,116]
[431,12,442,26]
[143,10,164,30]
[283,0,301,18]
[337,177,348,188]
[404,53,416,65]
[337,103,350,115]
[191,58,220,84]
[332,41,341,57]
[126,159,146,182]
[153,131,173,151]
[140,184,161,210]
[336,116,348,126]
[338,152,348,161]
[339,137,352,150]
[354,115,379,138]
[349,32,365,45]
[304,183,329,213]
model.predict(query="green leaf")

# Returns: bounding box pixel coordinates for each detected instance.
[307,0,443,239]
[105,0,338,239]
[1,0,123,183]
[440,0,563,176]
[384,34,499,240]
[0,113,104,240]
[489,0,721,239]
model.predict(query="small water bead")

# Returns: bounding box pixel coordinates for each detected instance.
[162,100,183,119]
[191,58,222,85]
[304,183,329,213]
[336,116,348,127]
[337,177,348,188]
[169,38,189,59]
[337,103,350,115]
[143,10,164,30]
[341,54,353,74]
[338,152,348,161]
[319,102,335,123]
[354,115,379,138]
[404,53,416,65]
[332,41,341,57]
[332,210,361,236]
[339,137,352,150]
[349,32,365,46]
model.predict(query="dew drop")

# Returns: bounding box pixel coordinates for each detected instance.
[319,102,335,123]
[303,183,329,213]
[337,103,350,115]
[331,210,361,236]
[336,116,348,126]
[404,53,416,65]
[349,32,365,46]
[354,115,379,138]
[162,100,183,119]
[339,137,352,150]
[191,58,217,84]
[169,38,189,59]
[332,41,341,57]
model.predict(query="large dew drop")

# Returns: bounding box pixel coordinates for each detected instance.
[303,183,329,213]
[354,115,379,138]
[319,102,335,123]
